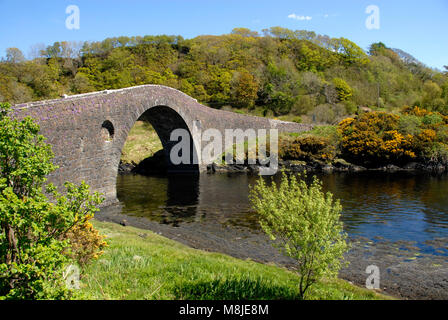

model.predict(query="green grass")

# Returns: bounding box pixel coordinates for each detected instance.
[78,220,393,300]
[284,125,339,140]
[121,121,163,165]
[280,125,342,151]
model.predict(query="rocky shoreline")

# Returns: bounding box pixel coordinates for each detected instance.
[119,157,448,176]
[118,150,167,175]
[207,159,448,175]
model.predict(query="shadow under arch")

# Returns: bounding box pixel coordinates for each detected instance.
[131,105,200,174]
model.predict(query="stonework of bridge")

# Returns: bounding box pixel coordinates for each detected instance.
[12,85,312,205]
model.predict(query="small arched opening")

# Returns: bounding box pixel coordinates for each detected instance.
[101,120,115,142]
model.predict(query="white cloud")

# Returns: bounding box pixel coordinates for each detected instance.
[288,13,312,21]
[324,14,329,18]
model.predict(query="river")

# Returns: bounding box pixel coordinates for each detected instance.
[97,171,448,299]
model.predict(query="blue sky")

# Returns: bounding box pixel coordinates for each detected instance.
[0,0,447,70]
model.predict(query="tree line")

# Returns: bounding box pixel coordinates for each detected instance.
[1,27,447,123]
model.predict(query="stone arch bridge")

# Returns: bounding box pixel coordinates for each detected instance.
[12,85,312,204]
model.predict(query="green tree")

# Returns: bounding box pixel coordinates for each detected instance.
[332,38,369,65]
[0,103,104,299]
[261,60,300,115]
[267,89,296,115]
[205,66,232,104]
[295,42,322,72]
[249,172,349,299]
[72,73,95,93]
[231,28,259,38]
[332,78,353,102]
[5,48,25,64]
[368,42,387,56]
[422,80,444,112]
[263,26,296,39]
[231,70,258,108]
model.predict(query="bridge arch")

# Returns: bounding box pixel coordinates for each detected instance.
[119,105,200,175]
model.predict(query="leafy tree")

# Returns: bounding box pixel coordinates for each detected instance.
[267,89,296,115]
[398,114,423,135]
[332,78,353,102]
[422,80,444,112]
[332,38,369,65]
[5,48,25,64]
[205,66,232,104]
[263,26,296,39]
[0,75,33,104]
[230,70,258,108]
[292,94,317,115]
[260,60,301,115]
[72,73,95,93]
[295,42,322,72]
[231,28,259,38]
[368,42,387,56]
[0,103,104,299]
[249,172,349,299]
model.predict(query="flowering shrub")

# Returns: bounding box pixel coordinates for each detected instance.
[402,107,448,162]
[53,181,107,267]
[279,136,336,162]
[65,221,107,266]
[338,108,448,166]
[401,106,430,117]
[338,112,415,166]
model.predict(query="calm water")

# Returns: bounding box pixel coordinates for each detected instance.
[115,172,448,255]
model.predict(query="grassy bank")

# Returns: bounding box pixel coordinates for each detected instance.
[78,220,391,300]
[121,121,162,165]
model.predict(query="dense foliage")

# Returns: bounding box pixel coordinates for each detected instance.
[338,107,448,166]
[249,172,349,299]
[0,103,106,299]
[279,136,336,162]
[1,28,447,123]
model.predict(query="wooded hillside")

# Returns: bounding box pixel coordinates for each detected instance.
[1,27,447,124]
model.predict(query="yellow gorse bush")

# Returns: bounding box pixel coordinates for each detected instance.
[338,108,448,166]
[65,220,107,266]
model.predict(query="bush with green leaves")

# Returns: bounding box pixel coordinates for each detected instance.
[398,114,422,136]
[279,136,336,163]
[249,172,349,299]
[332,78,353,102]
[0,102,104,299]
